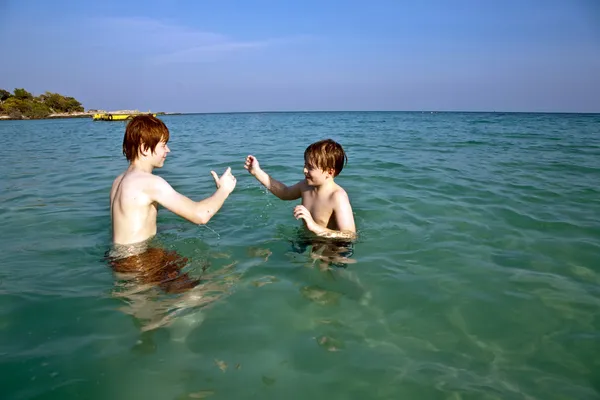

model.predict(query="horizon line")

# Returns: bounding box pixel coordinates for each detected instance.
[158,110,600,116]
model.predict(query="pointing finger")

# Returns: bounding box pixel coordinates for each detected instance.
[210,170,218,182]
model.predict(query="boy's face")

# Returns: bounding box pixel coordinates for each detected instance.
[303,161,333,186]
[152,140,170,168]
[141,139,170,168]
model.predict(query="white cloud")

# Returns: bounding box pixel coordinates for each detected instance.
[89,16,311,64]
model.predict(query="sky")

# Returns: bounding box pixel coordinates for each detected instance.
[1,0,599,113]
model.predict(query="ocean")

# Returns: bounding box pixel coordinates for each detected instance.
[1,112,599,399]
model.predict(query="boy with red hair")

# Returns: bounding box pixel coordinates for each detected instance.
[111,114,236,246]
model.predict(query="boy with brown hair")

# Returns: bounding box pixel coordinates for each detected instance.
[110,114,236,247]
[244,139,356,240]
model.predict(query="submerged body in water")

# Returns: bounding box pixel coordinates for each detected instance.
[105,240,239,332]
[291,234,357,269]
[106,244,200,294]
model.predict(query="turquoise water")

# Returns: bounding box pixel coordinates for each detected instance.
[1,112,599,399]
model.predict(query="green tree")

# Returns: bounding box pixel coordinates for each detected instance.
[0,89,10,102]
[3,97,25,112]
[13,88,33,100]
[2,97,51,119]
[2,97,26,118]
[65,97,84,112]
[0,88,84,119]
[43,92,67,112]
[28,102,52,118]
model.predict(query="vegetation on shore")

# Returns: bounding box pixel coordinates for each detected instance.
[0,88,84,119]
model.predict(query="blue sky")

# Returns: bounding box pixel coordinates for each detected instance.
[1,0,599,112]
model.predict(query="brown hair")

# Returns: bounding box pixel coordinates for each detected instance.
[304,139,348,177]
[122,115,170,162]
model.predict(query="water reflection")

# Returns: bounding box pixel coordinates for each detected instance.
[108,247,200,293]
[285,229,370,308]
[290,229,357,270]
[105,244,239,332]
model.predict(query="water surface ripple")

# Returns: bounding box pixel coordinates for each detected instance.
[0,112,599,399]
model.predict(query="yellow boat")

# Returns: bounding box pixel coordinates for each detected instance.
[92,112,157,121]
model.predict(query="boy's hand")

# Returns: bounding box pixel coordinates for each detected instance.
[293,205,317,231]
[210,167,237,194]
[244,155,261,176]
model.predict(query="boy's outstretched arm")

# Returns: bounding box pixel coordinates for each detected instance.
[293,191,357,240]
[150,167,236,224]
[245,155,302,200]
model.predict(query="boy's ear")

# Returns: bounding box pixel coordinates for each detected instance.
[139,143,149,157]
[326,167,335,177]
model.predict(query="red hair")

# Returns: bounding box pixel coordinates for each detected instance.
[123,115,170,162]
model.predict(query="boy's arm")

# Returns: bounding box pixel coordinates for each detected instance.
[294,191,357,240]
[150,169,236,225]
[246,156,302,200]
[255,171,304,201]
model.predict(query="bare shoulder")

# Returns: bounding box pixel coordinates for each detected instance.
[112,170,170,198]
[287,178,309,200]
[151,174,174,191]
[110,172,126,200]
[331,184,356,233]
[297,179,310,191]
[142,174,179,201]
[331,185,351,204]
[111,172,126,190]
[126,170,167,189]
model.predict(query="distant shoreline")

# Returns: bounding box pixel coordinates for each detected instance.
[0,112,92,121]
[1,110,598,121]
[0,111,180,121]
[178,110,600,115]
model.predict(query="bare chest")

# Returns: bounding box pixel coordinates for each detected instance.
[301,192,336,228]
